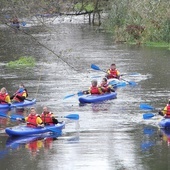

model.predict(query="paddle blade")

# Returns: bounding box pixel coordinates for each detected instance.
[77,91,83,96]
[128,81,137,86]
[63,94,76,99]
[91,64,101,71]
[65,114,79,120]
[21,21,26,26]
[140,103,154,110]
[143,113,155,119]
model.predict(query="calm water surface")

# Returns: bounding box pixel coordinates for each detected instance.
[0,16,170,170]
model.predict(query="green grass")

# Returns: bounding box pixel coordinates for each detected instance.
[144,42,170,49]
[7,56,35,68]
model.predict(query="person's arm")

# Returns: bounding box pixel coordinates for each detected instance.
[16,92,27,101]
[36,117,44,127]
[52,117,58,124]
[5,95,11,104]
[162,106,167,115]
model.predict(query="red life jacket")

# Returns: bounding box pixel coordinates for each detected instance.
[100,83,110,93]
[107,69,119,79]
[27,114,39,127]
[166,104,170,117]
[90,86,101,94]
[41,112,53,125]
[0,93,8,104]
[13,90,26,102]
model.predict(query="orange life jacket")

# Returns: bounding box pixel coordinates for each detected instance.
[90,86,102,94]
[13,90,26,102]
[27,114,39,127]
[0,93,8,104]
[107,69,119,79]
[166,104,170,117]
[41,112,53,125]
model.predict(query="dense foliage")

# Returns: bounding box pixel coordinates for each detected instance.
[0,0,169,47]
[102,0,170,46]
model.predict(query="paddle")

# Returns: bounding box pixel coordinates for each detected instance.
[55,114,79,120]
[91,72,140,78]
[91,64,137,86]
[91,64,106,73]
[120,78,137,86]
[0,112,24,120]
[140,103,155,110]
[143,113,156,119]
[63,91,84,99]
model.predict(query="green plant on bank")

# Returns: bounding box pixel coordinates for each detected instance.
[102,0,170,48]
[74,2,94,12]
[7,56,35,68]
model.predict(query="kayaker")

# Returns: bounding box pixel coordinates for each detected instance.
[41,106,58,125]
[10,16,20,29]
[105,63,120,79]
[11,83,28,103]
[83,80,103,95]
[17,107,44,127]
[159,99,170,118]
[99,77,115,93]
[0,87,11,104]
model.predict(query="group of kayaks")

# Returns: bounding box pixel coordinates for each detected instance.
[2,64,137,139]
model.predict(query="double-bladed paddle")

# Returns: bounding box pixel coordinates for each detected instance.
[140,103,165,119]
[91,64,137,86]
[0,112,24,120]
[55,114,79,120]
[63,91,84,99]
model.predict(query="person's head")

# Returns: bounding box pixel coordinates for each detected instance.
[0,87,7,94]
[43,106,49,114]
[101,77,107,85]
[110,63,116,70]
[30,107,36,115]
[19,83,25,89]
[91,80,98,87]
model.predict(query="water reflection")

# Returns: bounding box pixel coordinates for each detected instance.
[141,126,156,151]
[6,133,58,158]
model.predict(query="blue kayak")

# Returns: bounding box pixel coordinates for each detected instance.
[0,98,36,109]
[5,122,65,137]
[158,118,170,129]
[108,78,127,87]
[79,92,117,104]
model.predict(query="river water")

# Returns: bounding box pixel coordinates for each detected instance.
[0,15,170,170]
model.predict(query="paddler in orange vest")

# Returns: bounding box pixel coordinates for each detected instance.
[83,80,103,95]
[41,106,58,125]
[0,87,11,104]
[17,107,44,127]
[105,63,120,79]
[11,83,28,103]
[159,99,170,118]
[99,77,115,93]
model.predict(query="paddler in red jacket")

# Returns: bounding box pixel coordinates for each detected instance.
[99,77,115,93]
[105,63,120,79]
[0,87,11,104]
[17,107,44,127]
[159,99,170,118]
[83,80,103,95]
[41,106,58,125]
[11,83,28,103]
